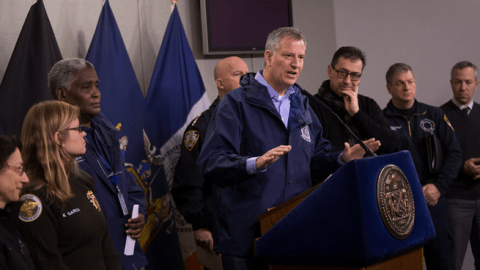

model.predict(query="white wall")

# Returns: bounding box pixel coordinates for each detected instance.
[332,0,480,108]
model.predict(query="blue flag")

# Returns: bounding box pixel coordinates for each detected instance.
[145,4,210,268]
[86,0,148,164]
[146,3,210,189]
[85,1,184,269]
[0,0,62,136]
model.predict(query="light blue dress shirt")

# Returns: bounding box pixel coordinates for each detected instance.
[246,71,296,174]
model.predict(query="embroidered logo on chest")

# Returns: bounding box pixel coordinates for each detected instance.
[389,126,402,131]
[300,125,311,142]
[19,194,42,222]
[420,119,435,132]
[184,130,200,151]
[62,208,81,218]
[87,190,102,212]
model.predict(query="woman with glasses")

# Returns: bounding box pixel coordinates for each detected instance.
[0,135,36,270]
[17,100,121,270]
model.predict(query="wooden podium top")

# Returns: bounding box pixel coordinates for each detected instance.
[257,182,321,235]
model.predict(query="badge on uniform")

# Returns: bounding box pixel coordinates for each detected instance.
[87,190,102,212]
[420,118,435,133]
[184,130,200,151]
[19,194,42,222]
[300,125,311,142]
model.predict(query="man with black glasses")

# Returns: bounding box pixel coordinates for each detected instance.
[308,47,396,158]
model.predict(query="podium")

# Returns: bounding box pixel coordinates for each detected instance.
[255,151,435,268]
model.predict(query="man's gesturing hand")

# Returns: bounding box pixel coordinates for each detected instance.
[256,145,292,170]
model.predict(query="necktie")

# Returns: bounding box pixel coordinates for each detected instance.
[463,107,470,115]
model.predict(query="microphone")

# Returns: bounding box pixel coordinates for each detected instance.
[301,90,377,157]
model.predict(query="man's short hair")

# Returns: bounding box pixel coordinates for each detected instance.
[48,58,95,99]
[265,27,307,55]
[386,63,414,85]
[451,61,478,81]
[331,46,366,71]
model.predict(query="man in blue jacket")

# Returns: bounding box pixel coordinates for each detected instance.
[198,27,380,270]
[49,58,148,270]
[383,63,462,270]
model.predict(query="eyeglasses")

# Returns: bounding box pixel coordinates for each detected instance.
[62,125,84,133]
[6,164,24,176]
[332,67,362,81]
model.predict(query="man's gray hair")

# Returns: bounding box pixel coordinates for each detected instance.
[265,27,306,54]
[48,58,95,99]
[386,63,414,86]
[451,61,478,81]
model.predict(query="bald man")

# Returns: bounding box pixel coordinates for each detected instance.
[172,56,248,251]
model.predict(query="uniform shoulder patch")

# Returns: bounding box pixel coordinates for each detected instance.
[184,130,200,151]
[444,114,455,132]
[19,194,43,222]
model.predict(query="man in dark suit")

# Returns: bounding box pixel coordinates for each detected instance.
[440,61,480,270]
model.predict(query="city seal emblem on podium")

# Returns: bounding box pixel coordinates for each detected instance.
[376,164,415,240]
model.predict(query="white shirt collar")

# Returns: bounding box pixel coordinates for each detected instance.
[451,98,473,111]
[255,70,295,100]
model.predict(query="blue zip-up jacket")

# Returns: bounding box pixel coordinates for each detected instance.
[78,113,148,270]
[198,73,342,257]
[383,100,462,195]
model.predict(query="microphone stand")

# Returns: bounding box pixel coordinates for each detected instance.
[302,90,377,157]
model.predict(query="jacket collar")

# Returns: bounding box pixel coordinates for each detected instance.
[385,99,427,117]
[240,72,305,107]
[239,72,311,129]
[210,96,221,111]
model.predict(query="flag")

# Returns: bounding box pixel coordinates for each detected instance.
[85,1,185,269]
[85,0,148,164]
[0,0,62,136]
[145,3,210,269]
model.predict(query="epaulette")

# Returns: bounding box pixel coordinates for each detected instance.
[444,114,454,132]
[192,111,204,126]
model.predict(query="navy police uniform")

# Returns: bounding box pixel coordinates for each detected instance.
[383,100,462,270]
[172,97,220,232]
